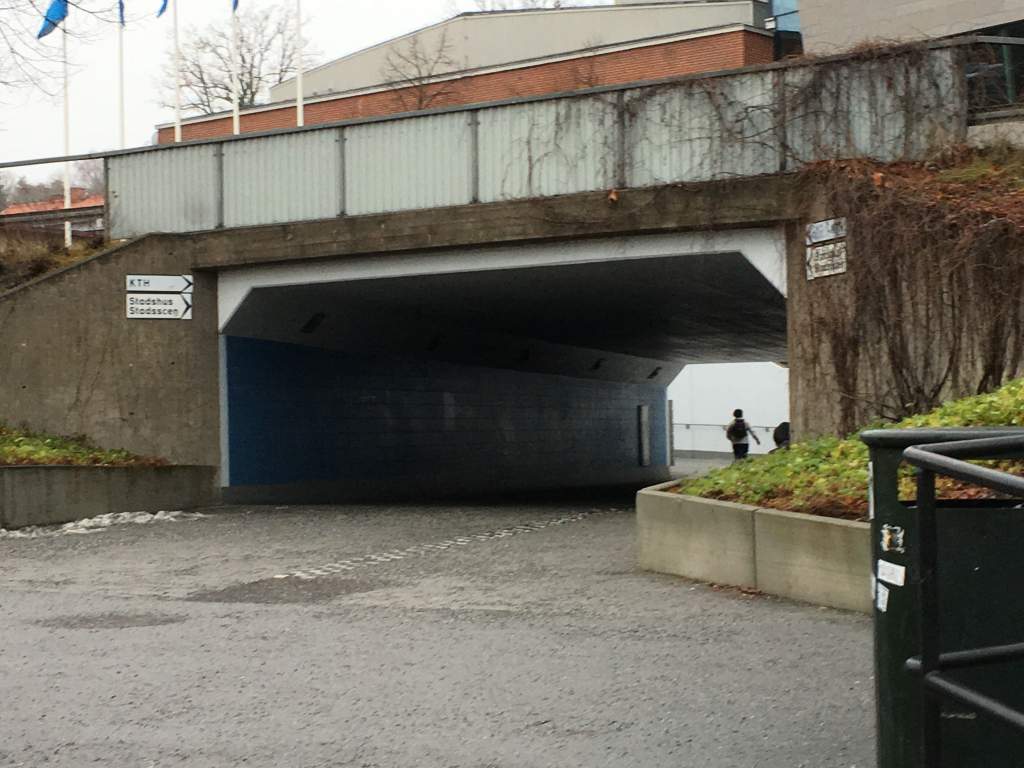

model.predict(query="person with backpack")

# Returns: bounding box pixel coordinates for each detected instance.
[725,408,760,461]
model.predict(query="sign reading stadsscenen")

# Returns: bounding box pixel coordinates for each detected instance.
[806,241,848,281]
[125,274,194,320]
[126,293,193,320]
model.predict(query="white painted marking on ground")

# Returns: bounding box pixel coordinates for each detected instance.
[272,509,621,581]
[0,510,206,539]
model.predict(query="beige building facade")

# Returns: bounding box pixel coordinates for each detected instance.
[271,1,770,101]
[801,0,1024,52]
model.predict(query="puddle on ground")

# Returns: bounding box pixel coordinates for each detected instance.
[36,612,187,630]
[187,576,389,604]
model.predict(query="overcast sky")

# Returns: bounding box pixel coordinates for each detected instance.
[2,0,584,179]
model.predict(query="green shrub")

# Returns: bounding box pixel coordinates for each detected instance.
[678,378,1024,519]
[0,425,166,467]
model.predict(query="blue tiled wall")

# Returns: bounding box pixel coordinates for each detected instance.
[225,336,668,489]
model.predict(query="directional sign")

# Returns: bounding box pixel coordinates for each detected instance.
[806,241,848,280]
[126,274,193,293]
[126,293,193,320]
[805,218,847,246]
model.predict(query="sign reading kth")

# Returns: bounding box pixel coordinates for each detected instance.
[126,275,193,293]
[125,274,194,320]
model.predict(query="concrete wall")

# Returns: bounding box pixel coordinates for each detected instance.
[0,465,216,529]
[1,181,794,486]
[636,487,872,613]
[637,491,758,587]
[0,237,221,469]
[224,336,670,500]
[669,363,790,455]
[801,0,1023,52]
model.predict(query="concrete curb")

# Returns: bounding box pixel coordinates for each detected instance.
[0,465,217,530]
[636,484,872,613]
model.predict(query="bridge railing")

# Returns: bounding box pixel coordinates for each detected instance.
[2,37,1021,242]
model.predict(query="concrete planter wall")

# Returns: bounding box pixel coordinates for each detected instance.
[637,482,872,613]
[0,465,217,530]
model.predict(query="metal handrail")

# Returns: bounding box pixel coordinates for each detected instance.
[902,435,1024,765]
[672,422,775,431]
[2,34,1022,174]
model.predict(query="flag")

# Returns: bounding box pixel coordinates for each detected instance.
[118,0,125,26]
[232,0,239,11]
[37,0,68,39]
[157,0,168,17]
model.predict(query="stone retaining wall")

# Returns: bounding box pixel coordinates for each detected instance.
[636,483,872,613]
[0,466,217,530]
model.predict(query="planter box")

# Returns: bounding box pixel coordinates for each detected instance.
[636,483,872,613]
[637,483,757,588]
[0,465,217,530]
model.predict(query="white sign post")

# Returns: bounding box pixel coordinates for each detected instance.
[125,274,194,320]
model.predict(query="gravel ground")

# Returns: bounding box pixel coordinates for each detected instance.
[0,496,875,768]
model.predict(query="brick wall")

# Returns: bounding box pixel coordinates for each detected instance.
[158,30,774,144]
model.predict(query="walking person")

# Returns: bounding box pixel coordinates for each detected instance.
[725,408,760,461]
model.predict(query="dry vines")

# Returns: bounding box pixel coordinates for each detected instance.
[803,160,1024,433]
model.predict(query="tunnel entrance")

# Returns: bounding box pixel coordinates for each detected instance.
[217,231,787,502]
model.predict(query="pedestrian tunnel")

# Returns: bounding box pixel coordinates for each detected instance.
[216,230,787,502]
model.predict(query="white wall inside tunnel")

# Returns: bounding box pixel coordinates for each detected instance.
[218,228,787,331]
[669,363,790,456]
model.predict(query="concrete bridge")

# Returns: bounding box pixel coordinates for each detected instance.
[0,39,1013,501]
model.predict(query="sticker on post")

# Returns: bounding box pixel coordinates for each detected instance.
[868,461,875,521]
[881,524,906,554]
[877,559,906,587]
[876,583,890,613]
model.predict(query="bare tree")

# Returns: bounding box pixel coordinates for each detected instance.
[2,174,63,205]
[471,1,564,8]
[0,2,117,92]
[380,30,459,112]
[160,4,315,116]
[73,160,105,196]
[444,1,609,15]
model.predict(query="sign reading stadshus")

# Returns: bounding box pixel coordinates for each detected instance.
[125,275,194,320]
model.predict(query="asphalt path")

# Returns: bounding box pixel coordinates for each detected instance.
[0,497,874,767]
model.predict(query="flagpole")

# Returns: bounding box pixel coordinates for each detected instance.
[173,0,182,142]
[231,7,240,135]
[118,21,126,149]
[295,0,304,127]
[62,26,71,250]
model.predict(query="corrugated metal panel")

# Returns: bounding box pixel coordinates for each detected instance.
[344,113,473,215]
[478,96,618,202]
[108,145,219,239]
[626,71,780,187]
[783,47,963,165]
[105,48,966,237]
[223,130,342,228]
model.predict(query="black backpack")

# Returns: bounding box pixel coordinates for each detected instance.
[726,419,747,441]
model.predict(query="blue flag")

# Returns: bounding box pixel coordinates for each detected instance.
[37,0,68,39]
[232,0,239,11]
[118,0,125,26]
[157,0,168,17]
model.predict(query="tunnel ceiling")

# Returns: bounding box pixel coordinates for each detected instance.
[223,252,787,367]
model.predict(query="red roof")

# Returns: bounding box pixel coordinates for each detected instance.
[1,189,105,216]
